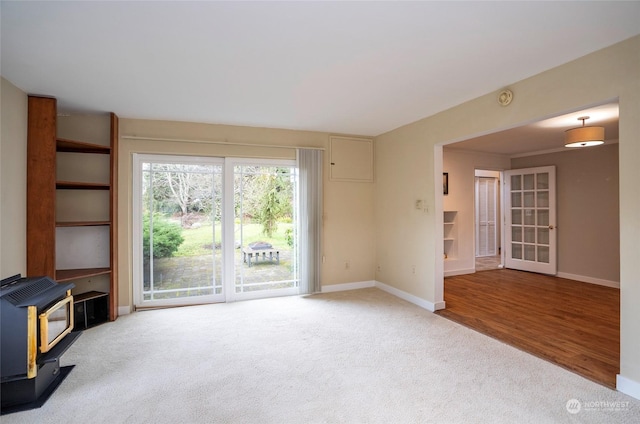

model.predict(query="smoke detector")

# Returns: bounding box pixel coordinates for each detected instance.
[498,89,513,106]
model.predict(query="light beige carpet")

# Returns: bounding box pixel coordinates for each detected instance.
[3,288,638,423]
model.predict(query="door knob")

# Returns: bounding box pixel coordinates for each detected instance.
[549,225,555,230]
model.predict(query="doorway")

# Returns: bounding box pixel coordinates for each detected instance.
[474,169,501,271]
[437,102,620,388]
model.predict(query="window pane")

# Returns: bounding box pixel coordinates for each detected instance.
[538,246,550,263]
[524,244,536,261]
[524,209,535,225]
[537,210,549,226]
[512,226,522,242]
[523,191,535,207]
[523,174,535,190]
[537,228,549,245]
[512,209,522,225]
[512,243,522,259]
[524,227,536,243]
[511,175,521,190]
[142,162,223,301]
[537,191,549,208]
[234,165,298,294]
[511,192,522,207]
[537,173,549,190]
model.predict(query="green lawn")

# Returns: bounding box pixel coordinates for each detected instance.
[174,221,293,257]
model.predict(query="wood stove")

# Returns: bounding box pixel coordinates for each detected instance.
[1,274,82,415]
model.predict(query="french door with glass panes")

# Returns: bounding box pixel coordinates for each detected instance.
[504,166,557,275]
[133,154,299,308]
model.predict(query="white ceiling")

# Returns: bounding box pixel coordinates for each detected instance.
[1,2,639,149]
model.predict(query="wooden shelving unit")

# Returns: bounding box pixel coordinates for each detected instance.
[26,95,118,323]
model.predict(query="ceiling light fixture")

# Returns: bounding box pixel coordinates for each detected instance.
[564,116,604,148]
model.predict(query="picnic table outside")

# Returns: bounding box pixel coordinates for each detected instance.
[242,245,280,267]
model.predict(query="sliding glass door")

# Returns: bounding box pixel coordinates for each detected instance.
[133,155,299,307]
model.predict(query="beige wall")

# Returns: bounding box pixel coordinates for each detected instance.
[443,149,510,274]
[0,77,28,279]
[512,143,620,284]
[117,119,375,309]
[375,35,640,388]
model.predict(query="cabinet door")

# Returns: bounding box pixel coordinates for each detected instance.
[329,136,374,182]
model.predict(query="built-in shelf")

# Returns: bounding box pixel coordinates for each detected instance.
[56,221,111,227]
[56,268,111,282]
[57,138,110,154]
[73,290,108,303]
[444,211,458,261]
[73,291,109,330]
[56,181,110,190]
[27,96,118,324]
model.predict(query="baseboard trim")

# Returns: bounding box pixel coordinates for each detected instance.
[557,272,620,288]
[617,374,640,400]
[321,280,376,293]
[118,306,131,316]
[375,281,442,312]
[444,268,475,277]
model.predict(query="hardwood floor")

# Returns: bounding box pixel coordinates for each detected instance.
[436,269,620,388]
[475,255,501,271]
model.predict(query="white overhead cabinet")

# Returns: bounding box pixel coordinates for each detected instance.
[329,136,374,182]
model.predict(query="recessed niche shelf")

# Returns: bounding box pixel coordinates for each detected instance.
[444,211,458,260]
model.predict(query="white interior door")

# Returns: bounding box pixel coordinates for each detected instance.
[504,166,557,275]
[476,177,498,257]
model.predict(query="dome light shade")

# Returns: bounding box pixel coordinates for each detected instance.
[565,116,604,148]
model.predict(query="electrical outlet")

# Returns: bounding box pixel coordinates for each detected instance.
[412,265,416,274]
[345,260,350,270]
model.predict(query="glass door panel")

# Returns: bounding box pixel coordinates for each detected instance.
[232,162,298,299]
[137,157,224,306]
